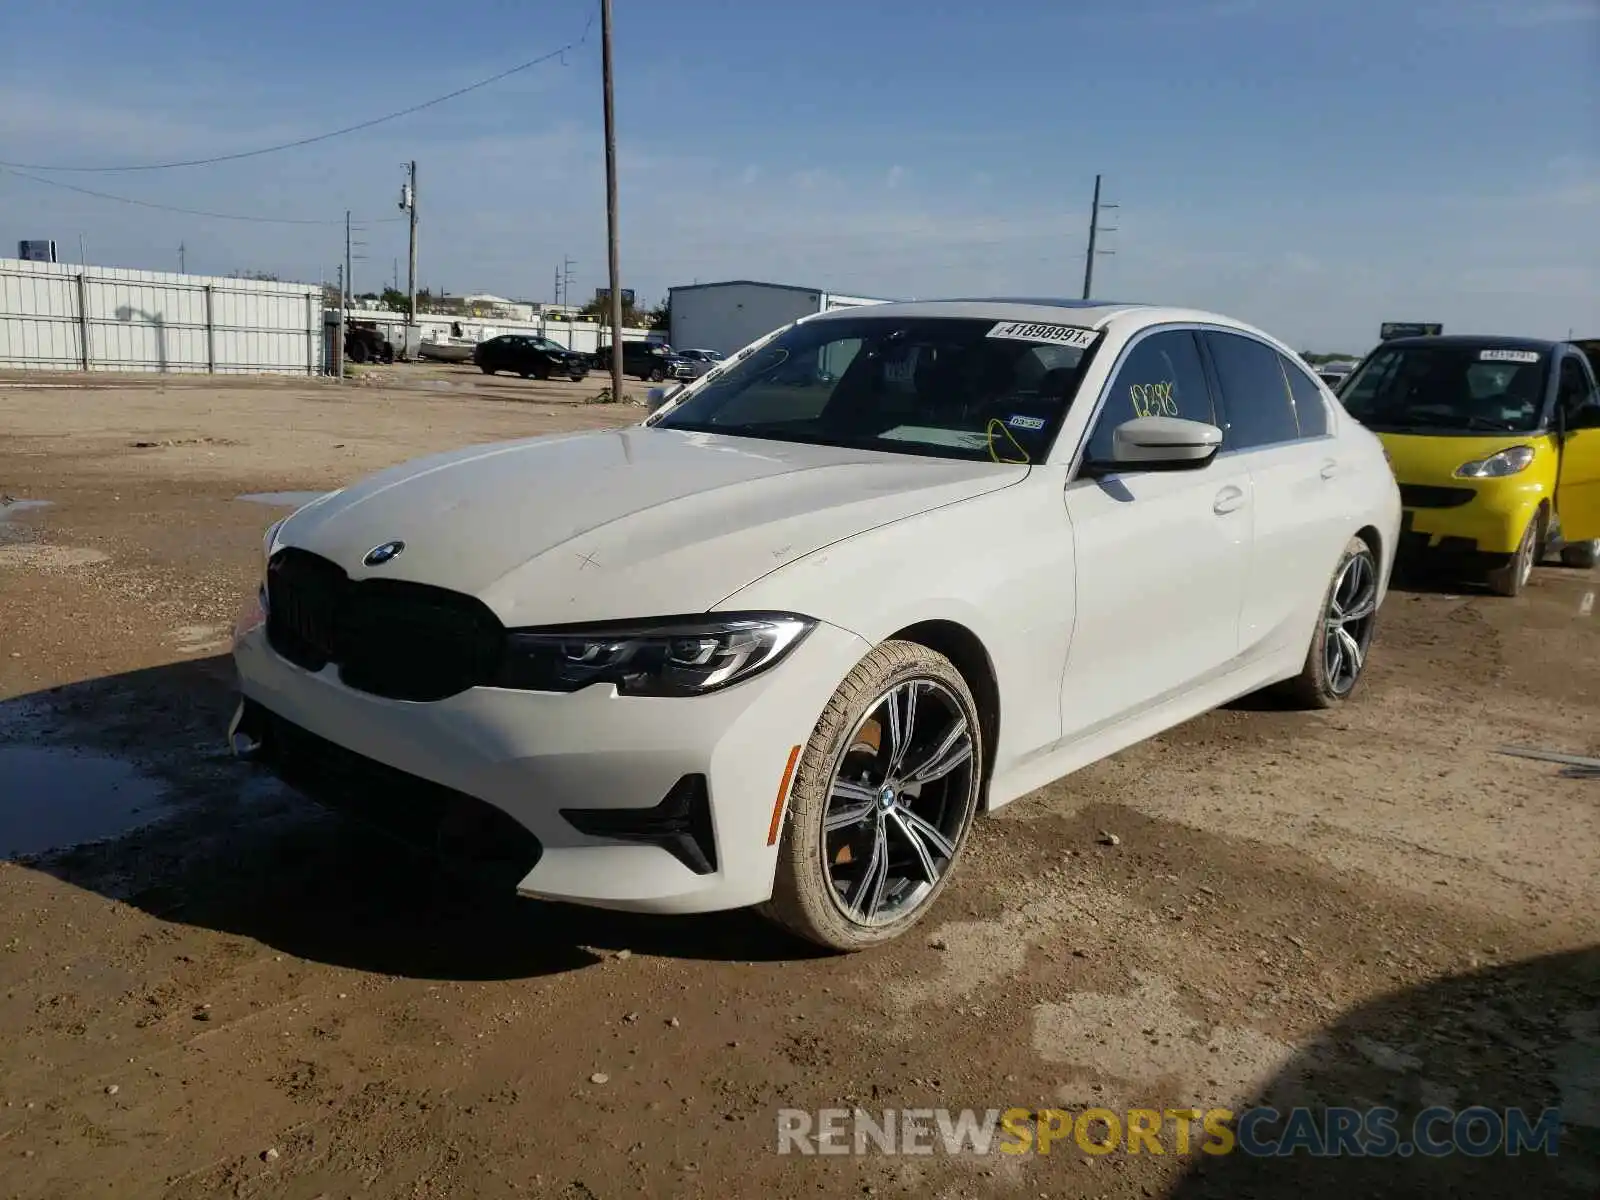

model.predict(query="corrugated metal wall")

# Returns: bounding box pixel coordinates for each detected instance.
[0,258,322,375]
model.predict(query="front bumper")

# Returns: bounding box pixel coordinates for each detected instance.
[230,619,870,913]
[1396,477,1545,557]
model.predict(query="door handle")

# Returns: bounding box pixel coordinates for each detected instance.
[1213,485,1246,515]
[1320,458,1340,480]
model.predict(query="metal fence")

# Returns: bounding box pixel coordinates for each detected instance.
[0,258,323,375]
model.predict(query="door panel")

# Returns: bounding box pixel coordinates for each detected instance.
[1556,356,1600,542]
[1238,440,1349,656]
[1062,464,1253,738]
[1558,428,1600,541]
[1205,333,1349,661]
[1060,327,1249,740]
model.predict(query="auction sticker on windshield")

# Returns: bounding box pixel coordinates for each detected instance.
[987,321,1098,349]
[1480,349,1541,363]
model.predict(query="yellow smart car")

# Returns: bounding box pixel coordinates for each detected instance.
[1338,335,1600,596]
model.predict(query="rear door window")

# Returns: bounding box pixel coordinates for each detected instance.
[1205,332,1301,450]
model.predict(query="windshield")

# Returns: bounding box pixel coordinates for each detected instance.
[530,337,569,352]
[1340,343,1550,433]
[653,316,1101,462]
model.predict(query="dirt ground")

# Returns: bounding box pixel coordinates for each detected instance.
[0,364,1596,1200]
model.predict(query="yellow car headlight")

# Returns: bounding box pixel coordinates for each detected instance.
[1454,445,1535,479]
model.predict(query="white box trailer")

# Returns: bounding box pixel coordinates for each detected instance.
[667,280,891,358]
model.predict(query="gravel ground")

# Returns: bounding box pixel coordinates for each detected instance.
[0,365,1596,1200]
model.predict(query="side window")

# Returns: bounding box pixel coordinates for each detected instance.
[1277,353,1329,438]
[1559,356,1596,422]
[1206,332,1300,450]
[1085,330,1214,462]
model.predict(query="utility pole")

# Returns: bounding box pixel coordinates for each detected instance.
[1081,174,1119,300]
[601,0,625,401]
[554,264,562,307]
[400,161,419,324]
[178,242,186,274]
[335,263,346,378]
[345,211,353,311]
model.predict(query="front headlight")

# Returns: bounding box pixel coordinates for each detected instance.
[496,613,815,696]
[1454,445,1536,478]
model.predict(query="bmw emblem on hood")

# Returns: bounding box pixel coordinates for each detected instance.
[363,540,406,567]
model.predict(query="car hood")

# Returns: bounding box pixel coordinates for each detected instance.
[279,427,1028,625]
[1376,430,1548,483]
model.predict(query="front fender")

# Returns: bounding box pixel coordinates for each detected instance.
[713,477,1073,776]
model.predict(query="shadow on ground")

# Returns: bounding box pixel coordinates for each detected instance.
[3,657,824,982]
[1170,946,1600,1200]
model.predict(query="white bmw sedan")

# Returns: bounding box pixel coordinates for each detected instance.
[230,300,1400,951]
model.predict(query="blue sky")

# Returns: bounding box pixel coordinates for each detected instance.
[1,0,1595,352]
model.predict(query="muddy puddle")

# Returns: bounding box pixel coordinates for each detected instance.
[0,745,172,857]
[0,498,52,525]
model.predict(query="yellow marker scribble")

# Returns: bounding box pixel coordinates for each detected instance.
[986,418,1032,465]
[1129,380,1179,419]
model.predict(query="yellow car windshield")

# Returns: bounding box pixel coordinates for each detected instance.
[1342,343,1549,434]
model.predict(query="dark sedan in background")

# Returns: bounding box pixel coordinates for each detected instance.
[474,335,591,381]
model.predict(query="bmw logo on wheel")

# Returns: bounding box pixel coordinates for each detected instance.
[363,540,406,567]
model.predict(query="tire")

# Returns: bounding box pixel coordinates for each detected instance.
[1282,535,1380,709]
[1560,539,1599,569]
[480,366,495,375]
[761,640,984,952]
[1487,514,1539,597]
[346,340,369,364]
[649,367,666,383]
[570,373,586,383]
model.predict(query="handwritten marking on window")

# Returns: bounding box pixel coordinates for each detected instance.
[1130,381,1179,419]
[986,418,1032,465]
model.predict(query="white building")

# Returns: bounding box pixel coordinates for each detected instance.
[462,293,536,322]
[667,280,891,357]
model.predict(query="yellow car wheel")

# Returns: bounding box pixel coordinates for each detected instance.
[1561,539,1600,569]
[1487,515,1540,597]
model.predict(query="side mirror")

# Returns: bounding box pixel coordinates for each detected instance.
[1083,416,1223,475]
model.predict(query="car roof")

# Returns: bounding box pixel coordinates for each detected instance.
[1379,334,1559,351]
[803,297,1273,339]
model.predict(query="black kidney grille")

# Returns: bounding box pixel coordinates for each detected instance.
[266,548,343,670]
[266,548,505,701]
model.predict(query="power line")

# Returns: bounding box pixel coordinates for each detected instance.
[0,16,594,174]
[1,165,406,225]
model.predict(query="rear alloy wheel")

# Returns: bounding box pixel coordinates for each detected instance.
[1559,538,1599,569]
[1487,515,1539,596]
[762,641,983,952]
[1283,535,1379,709]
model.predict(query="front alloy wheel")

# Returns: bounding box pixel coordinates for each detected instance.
[763,641,982,951]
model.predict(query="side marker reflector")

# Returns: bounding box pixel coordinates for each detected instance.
[768,745,802,846]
